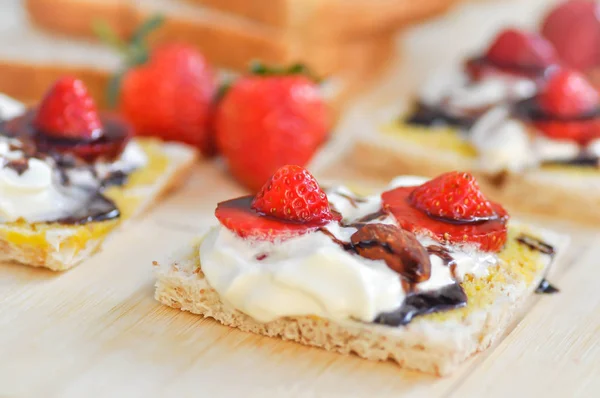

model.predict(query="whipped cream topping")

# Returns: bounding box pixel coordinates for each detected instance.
[470,106,597,174]
[419,67,536,118]
[66,140,148,189]
[0,94,148,222]
[200,176,498,324]
[0,137,90,222]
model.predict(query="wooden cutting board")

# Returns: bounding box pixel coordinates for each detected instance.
[1,0,599,396]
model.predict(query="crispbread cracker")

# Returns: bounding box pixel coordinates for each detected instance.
[154,225,568,376]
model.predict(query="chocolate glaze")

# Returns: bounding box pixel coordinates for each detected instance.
[542,154,600,168]
[405,102,476,130]
[54,194,120,225]
[465,56,549,80]
[4,158,29,175]
[334,192,367,208]
[0,111,131,225]
[427,245,458,279]
[516,234,559,294]
[2,110,127,149]
[513,97,600,123]
[536,279,559,294]
[373,283,467,326]
[102,170,129,188]
[357,210,387,223]
[516,234,555,256]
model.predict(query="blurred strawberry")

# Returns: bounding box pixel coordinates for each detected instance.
[485,28,558,69]
[541,0,600,71]
[214,64,330,191]
[538,68,599,117]
[96,16,217,156]
[34,76,103,140]
[535,69,600,144]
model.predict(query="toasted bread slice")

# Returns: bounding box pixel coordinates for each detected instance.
[154,222,567,376]
[183,0,460,41]
[0,139,197,271]
[344,123,600,226]
[25,0,393,75]
[0,0,393,115]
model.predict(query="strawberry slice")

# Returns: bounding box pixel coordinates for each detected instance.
[533,69,600,145]
[541,0,600,71]
[251,165,335,223]
[215,196,318,240]
[538,69,600,118]
[5,111,132,163]
[533,118,600,146]
[485,28,558,70]
[382,173,509,252]
[34,76,103,140]
[216,165,338,240]
[36,114,133,162]
[408,171,497,223]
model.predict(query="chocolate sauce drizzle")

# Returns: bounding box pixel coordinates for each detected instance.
[405,102,476,130]
[4,158,29,175]
[0,111,126,225]
[374,284,467,326]
[334,192,368,208]
[319,223,469,326]
[427,245,458,279]
[55,194,120,225]
[516,234,559,294]
[513,97,600,123]
[542,154,600,168]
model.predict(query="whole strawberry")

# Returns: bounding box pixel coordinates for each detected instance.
[214,65,330,191]
[97,17,217,155]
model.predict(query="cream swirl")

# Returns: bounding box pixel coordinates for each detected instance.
[469,106,593,174]
[419,67,536,117]
[0,138,90,222]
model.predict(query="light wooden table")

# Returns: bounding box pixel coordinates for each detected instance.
[2,0,599,397]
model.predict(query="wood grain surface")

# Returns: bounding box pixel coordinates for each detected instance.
[1,0,598,397]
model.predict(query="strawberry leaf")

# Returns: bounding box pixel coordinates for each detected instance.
[92,19,128,53]
[249,61,322,83]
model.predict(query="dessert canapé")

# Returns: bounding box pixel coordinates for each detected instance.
[407,28,557,130]
[471,68,600,174]
[0,77,196,271]
[348,20,600,225]
[154,166,566,376]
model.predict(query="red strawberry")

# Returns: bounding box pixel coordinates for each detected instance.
[541,0,600,71]
[538,68,599,118]
[119,43,217,156]
[382,172,509,252]
[409,171,497,223]
[216,165,337,240]
[34,113,132,162]
[251,165,335,223]
[534,118,600,145]
[485,28,558,70]
[34,76,102,140]
[215,196,317,241]
[214,73,329,191]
